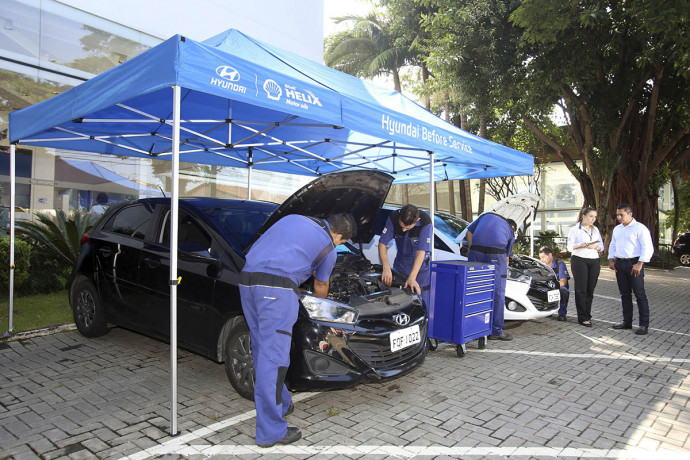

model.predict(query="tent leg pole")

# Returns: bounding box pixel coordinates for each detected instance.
[429,151,435,261]
[247,148,253,200]
[8,143,16,333]
[169,85,181,436]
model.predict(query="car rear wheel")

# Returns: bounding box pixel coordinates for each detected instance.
[70,276,109,337]
[680,254,690,266]
[224,318,255,401]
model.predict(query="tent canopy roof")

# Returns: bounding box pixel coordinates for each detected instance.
[9,29,533,183]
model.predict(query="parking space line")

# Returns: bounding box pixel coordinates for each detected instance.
[125,444,690,459]
[483,349,690,363]
[120,392,319,460]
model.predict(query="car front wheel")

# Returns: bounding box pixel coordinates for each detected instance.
[680,253,690,266]
[70,276,109,337]
[224,318,255,401]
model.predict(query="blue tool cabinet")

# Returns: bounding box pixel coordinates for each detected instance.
[429,260,496,357]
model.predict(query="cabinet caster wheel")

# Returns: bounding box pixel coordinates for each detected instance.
[456,344,466,357]
[478,336,487,349]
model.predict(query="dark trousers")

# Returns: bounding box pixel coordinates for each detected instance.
[614,258,650,327]
[558,287,569,317]
[570,255,600,323]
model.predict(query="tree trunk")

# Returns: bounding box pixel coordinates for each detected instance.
[423,65,431,111]
[609,175,659,251]
[477,110,488,213]
[448,181,456,215]
[402,184,409,204]
[393,70,402,93]
[670,174,679,242]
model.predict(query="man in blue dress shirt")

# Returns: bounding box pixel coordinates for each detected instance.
[538,246,570,321]
[466,213,517,340]
[378,204,433,307]
[608,203,654,335]
[240,213,356,447]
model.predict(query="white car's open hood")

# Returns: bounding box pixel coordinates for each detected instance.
[457,193,540,243]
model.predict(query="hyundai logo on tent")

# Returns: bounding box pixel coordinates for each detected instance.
[215,66,241,82]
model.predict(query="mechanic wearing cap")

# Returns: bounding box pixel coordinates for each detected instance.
[240,213,356,447]
[379,204,433,307]
[466,213,517,341]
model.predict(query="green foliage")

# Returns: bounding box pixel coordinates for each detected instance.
[324,12,416,90]
[15,210,92,267]
[514,231,564,256]
[0,236,31,294]
[664,179,690,231]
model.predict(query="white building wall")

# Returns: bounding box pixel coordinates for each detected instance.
[58,0,325,62]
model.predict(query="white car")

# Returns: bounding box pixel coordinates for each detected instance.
[360,195,561,321]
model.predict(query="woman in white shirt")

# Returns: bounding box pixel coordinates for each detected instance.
[566,206,604,327]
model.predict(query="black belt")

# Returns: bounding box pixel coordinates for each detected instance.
[470,245,506,255]
[615,257,639,262]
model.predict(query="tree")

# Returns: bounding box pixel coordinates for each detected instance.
[16,210,92,267]
[420,0,526,211]
[324,12,416,91]
[511,0,690,245]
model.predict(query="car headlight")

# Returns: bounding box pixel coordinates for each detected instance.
[301,295,358,324]
[507,267,532,284]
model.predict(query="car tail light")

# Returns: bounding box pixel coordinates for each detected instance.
[80,233,90,246]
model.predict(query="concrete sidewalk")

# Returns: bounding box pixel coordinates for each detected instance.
[1,266,689,459]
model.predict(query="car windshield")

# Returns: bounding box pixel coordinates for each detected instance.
[434,214,469,239]
[204,207,274,252]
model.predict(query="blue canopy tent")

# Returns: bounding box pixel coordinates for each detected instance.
[8,29,533,434]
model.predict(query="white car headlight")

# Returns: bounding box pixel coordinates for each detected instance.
[507,267,532,284]
[301,295,358,324]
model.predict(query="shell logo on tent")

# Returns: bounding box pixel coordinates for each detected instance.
[263,79,282,101]
[215,66,241,82]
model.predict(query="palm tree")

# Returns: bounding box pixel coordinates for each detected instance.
[16,210,92,267]
[324,13,415,92]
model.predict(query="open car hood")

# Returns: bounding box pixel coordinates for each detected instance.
[481,193,540,229]
[255,170,394,244]
[456,193,540,244]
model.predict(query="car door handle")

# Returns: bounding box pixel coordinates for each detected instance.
[98,248,112,257]
[143,257,161,268]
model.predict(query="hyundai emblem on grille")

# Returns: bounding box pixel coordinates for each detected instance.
[394,313,410,326]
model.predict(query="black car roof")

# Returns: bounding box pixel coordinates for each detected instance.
[129,197,279,212]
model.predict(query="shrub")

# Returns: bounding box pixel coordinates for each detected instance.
[0,236,32,295]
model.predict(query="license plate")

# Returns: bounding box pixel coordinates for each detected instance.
[548,289,560,303]
[390,325,421,352]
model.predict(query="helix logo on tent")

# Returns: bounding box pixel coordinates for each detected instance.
[263,79,282,101]
[215,66,241,82]
[210,65,246,94]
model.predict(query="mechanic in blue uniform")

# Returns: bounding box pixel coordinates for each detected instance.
[240,213,356,447]
[466,214,517,341]
[538,246,570,321]
[378,204,433,307]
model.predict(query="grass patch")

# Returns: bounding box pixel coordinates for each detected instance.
[0,290,72,334]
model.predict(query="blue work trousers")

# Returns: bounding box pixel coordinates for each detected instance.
[614,258,650,327]
[558,288,570,317]
[468,250,507,335]
[239,284,297,445]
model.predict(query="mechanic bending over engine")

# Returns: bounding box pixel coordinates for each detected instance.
[378,204,433,308]
[466,214,518,341]
[239,213,357,447]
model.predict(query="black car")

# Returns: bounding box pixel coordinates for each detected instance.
[673,232,690,266]
[69,171,428,400]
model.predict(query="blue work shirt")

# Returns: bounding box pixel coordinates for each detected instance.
[379,211,433,277]
[467,213,515,255]
[243,214,336,286]
[550,258,570,290]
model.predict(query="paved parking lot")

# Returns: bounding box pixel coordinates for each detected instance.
[1,266,689,459]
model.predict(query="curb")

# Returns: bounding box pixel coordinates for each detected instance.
[1,323,77,343]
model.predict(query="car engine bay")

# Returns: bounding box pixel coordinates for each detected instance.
[509,254,556,282]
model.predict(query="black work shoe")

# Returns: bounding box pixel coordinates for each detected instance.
[488,332,513,341]
[635,326,649,335]
[257,427,302,448]
[557,315,567,322]
[283,402,294,418]
[612,322,633,330]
